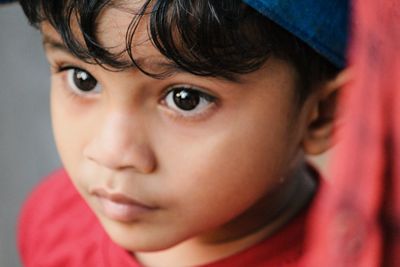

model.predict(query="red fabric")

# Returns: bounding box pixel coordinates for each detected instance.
[301,0,400,266]
[18,169,140,267]
[18,169,318,267]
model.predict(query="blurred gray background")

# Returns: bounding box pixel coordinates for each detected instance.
[0,4,60,266]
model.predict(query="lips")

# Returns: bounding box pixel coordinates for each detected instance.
[91,188,156,222]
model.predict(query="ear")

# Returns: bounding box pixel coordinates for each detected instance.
[302,69,352,155]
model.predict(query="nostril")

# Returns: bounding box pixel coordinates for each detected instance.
[136,152,157,174]
[83,140,157,173]
[83,143,125,170]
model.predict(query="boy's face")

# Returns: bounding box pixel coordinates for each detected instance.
[42,7,316,252]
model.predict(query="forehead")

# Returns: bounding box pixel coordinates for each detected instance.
[41,21,299,91]
[41,2,182,75]
[42,0,160,60]
[95,2,150,53]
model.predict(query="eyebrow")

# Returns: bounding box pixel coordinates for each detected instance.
[42,35,70,53]
[42,35,186,75]
[42,34,243,83]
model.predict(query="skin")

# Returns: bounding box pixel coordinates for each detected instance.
[40,5,344,266]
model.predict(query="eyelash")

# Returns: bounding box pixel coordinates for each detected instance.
[52,62,79,77]
[160,86,218,121]
[51,63,219,120]
[51,63,102,102]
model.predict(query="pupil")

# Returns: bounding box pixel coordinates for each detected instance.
[173,89,200,111]
[73,69,97,91]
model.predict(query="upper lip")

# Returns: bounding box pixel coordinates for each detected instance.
[91,188,156,209]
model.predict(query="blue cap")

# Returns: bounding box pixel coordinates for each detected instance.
[243,0,349,68]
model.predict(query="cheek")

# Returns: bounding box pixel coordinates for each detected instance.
[156,115,295,228]
[50,83,95,177]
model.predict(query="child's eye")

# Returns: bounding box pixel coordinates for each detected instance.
[65,67,101,95]
[163,87,216,117]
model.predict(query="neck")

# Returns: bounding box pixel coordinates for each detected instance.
[135,162,316,267]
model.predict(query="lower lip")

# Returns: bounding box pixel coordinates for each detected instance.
[96,197,153,222]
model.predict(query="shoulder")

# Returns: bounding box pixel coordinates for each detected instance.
[18,169,104,266]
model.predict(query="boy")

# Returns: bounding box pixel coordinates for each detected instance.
[17,0,349,266]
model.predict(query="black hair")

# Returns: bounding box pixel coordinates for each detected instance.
[18,0,339,102]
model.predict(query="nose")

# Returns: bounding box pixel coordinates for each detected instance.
[83,111,157,173]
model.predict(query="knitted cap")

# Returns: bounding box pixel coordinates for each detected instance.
[243,0,349,68]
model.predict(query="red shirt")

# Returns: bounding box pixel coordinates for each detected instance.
[18,169,317,267]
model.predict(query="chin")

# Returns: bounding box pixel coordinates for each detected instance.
[102,220,186,252]
[110,234,182,253]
